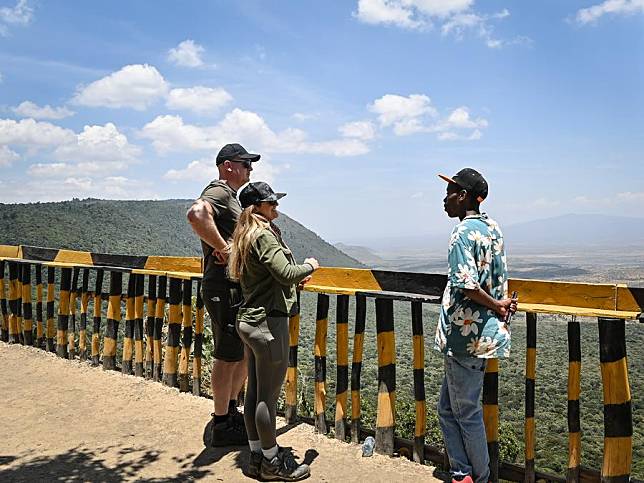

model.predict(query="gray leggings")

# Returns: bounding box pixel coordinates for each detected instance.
[236,315,289,449]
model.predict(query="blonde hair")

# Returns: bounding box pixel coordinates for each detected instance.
[228,206,269,280]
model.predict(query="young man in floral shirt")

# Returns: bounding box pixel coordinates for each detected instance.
[435,168,517,483]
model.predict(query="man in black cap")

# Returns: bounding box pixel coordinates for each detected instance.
[187,143,260,446]
[435,168,517,483]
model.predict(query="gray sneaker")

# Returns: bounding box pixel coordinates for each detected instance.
[260,447,310,481]
[247,451,263,478]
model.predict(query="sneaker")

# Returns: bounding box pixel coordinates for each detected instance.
[452,476,473,483]
[260,447,310,481]
[247,451,263,478]
[207,417,248,447]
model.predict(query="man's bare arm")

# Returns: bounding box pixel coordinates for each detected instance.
[463,287,517,319]
[186,199,229,262]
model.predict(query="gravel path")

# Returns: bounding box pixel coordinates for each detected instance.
[0,342,441,482]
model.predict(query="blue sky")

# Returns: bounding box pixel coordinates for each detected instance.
[0,0,643,245]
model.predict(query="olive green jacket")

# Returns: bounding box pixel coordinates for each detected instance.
[239,226,314,317]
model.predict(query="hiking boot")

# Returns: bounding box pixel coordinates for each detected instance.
[247,451,263,478]
[452,475,473,483]
[229,405,246,427]
[260,447,310,481]
[207,417,247,447]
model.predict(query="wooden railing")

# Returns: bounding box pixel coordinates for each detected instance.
[1,244,642,482]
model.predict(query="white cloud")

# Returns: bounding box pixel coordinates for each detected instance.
[0,0,33,35]
[72,64,169,110]
[164,155,281,185]
[575,0,644,24]
[0,145,19,167]
[54,123,141,172]
[0,72,3,83]
[166,86,233,114]
[12,101,75,120]
[292,112,318,122]
[369,94,437,128]
[355,1,525,48]
[616,191,644,201]
[339,120,377,140]
[367,94,487,140]
[27,162,69,177]
[0,118,76,148]
[167,40,205,67]
[141,108,370,157]
[354,0,425,29]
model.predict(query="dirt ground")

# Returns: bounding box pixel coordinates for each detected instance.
[0,342,441,482]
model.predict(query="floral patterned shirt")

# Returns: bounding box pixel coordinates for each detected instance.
[434,213,511,359]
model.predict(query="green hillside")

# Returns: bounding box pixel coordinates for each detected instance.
[0,198,363,268]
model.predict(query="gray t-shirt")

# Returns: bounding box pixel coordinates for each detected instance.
[199,180,241,288]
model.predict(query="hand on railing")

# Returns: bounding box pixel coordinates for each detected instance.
[304,258,320,270]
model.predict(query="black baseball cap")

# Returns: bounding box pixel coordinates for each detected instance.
[239,181,286,209]
[439,168,488,203]
[216,143,261,166]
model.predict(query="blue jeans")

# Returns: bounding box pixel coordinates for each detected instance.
[437,355,489,483]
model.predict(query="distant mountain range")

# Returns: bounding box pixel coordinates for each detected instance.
[0,199,363,268]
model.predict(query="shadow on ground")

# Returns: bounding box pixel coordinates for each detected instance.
[0,444,246,482]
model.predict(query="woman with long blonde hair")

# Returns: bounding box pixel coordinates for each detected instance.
[229,181,318,481]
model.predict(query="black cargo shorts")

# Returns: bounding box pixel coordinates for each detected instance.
[202,280,244,362]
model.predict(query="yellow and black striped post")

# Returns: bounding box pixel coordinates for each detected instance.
[335,294,349,441]
[8,262,19,344]
[193,282,204,395]
[122,273,136,375]
[375,297,396,455]
[21,263,33,347]
[598,317,632,482]
[16,264,23,344]
[56,267,72,358]
[91,269,104,365]
[0,261,8,342]
[350,294,366,443]
[67,267,80,359]
[178,279,193,391]
[35,265,44,348]
[145,275,157,378]
[46,267,56,352]
[483,358,500,483]
[153,275,167,381]
[78,268,89,361]
[163,277,182,387]
[133,274,145,377]
[285,292,301,423]
[567,316,582,482]
[103,271,122,371]
[314,293,329,433]
[411,300,426,464]
[525,312,537,482]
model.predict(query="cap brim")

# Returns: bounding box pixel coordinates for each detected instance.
[438,174,457,184]
[238,153,261,162]
[260,192,286,203]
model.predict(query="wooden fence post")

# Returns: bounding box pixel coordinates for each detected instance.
[178,279,193,391]
[350,294,366,443]
[21,263,33,346]
[193,282,204,395]
[375,297,395,456]
[133,274,145,377]
[163,277,182,387]
[91,269,104,365]
[79,268,89,361]
[56,267,72,358]
[0,261,7,342]
[35,265,44,348]
[67,267,80,359]
[153,275,167,381]
[145,275,157,378]
[285,292,300,423]
[8,262,19,344]
[411,300,426,464]
[598,317,632,482]
[567,316,581,483]
[122,273,136,375]
[335,294,349,441]
[314,293,329,433]
[46,267,56,352]
[103,271,122,370]
[525,312,537,483]
[483,358,500,483]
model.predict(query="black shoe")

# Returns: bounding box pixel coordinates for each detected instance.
[259,447,310,481]
[229,405,246,427]
[206,416,247,447]
[247,451,263,478]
